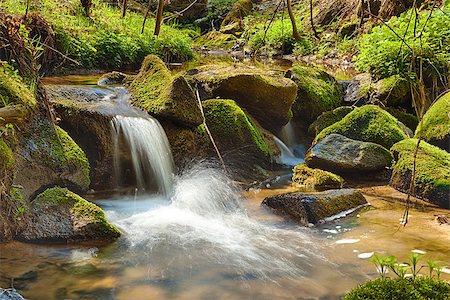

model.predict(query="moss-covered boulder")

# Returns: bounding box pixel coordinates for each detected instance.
[192,64,297,131]
[18,187,120,242]
[315,105,409,149]
[161,121,209,169]
[289,64,343,125]
[262,189,367,226]
[13,119,90,201]
[97,71,134,86]
[129,55,202,128]
[390,139,450,208]
[306,134,394,175]
[221,0,252,27]
[385,107,418,132]
[202,99,275,177]
[372,75,411,106]
[308,106,353,138]
[292,163,344,190]
[415,92,450,152]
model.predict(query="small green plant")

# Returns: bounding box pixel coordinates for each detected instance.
[346,252,450,299]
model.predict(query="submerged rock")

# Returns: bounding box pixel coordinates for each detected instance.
[416,92,450,152]
[262,189,367,225]
[130,55,202,128]
[306,134,394,174]
[390,139,450,208]
[97,71,133,86]
[18,187,120,242]
[289,64,342,125]
[315,105,409,149]
[191,64,297,131]
[292,163,344,190]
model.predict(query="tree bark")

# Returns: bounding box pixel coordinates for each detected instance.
[154,0,165,36]
[122,0,128,18]
[309,0,319,38]
[286,0,301,40]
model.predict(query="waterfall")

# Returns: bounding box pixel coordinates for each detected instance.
[273,136,304,167]
[111,115,174,196]
[280,121,297,149]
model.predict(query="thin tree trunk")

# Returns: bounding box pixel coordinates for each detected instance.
[122,0,128,18]
[359,0,365,27]
[154,0,165,36]
[141,0,152,34]
[286,0,301,40]
[309,0,318,39]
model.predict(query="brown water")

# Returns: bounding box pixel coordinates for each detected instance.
[1,177,448,300]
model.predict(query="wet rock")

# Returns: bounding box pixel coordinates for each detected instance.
[0,288,26,300]
[315,105,409,149]
[415,91,450,152]
[390,139,450,209]
[292,164,344,190]
[262,189,367,225]
[289,64,343,125]
[191,64,297,131]
[129,55,202,128]
[341,73,371,104]
[13,118,90,201]
[18,187,120,242]
[306,134,394,174]
[97,71,133,86]
[166,0,207,20]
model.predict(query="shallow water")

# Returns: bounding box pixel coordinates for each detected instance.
[1,168,449,300]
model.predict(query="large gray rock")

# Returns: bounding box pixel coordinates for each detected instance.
[262,189,367,225]
[18,187,120,243]
[306,134,393,174]
[0,288,25,300]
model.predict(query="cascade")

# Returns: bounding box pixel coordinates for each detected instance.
[273,136,304,167]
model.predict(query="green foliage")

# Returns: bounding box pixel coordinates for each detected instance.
[346,253,450,300]
[0,62,36,108]
[316,105,408,149]
[0,0,194,69]
[0,138,14,174]
[206,0,236,26]
[344,277,450,300]
[355,7,450,79]
[247,18,312,55]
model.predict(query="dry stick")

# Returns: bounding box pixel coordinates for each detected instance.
[122,0,128,18]
[163,0,200,22]
[359,0,365,28]
[286,0,300,40]
[141,0,153,34]
[367,12,414,51]
[194,86,227,173]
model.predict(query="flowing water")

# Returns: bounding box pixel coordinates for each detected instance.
[111,115,174,196]
[1,74,448,299]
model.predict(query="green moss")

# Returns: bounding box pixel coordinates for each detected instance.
[30,120,90,189]
[34,187,121,236]
[130,55,201,127]
[291,64,342,124]
[391,139,450,208]
[316,105,408,149]
[193,31,237,50]
[385,108,419,132]
[221,0,252,26]
[416,91,450,143]
[374,75,411,106]
[0,62,36,108]
[308,106,353,137]
[292,163,344,190]
[0,138,14,174]
[344,277,450,300]
[203,99,270,157]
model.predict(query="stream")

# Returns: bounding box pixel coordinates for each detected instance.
[0,72,449,300]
